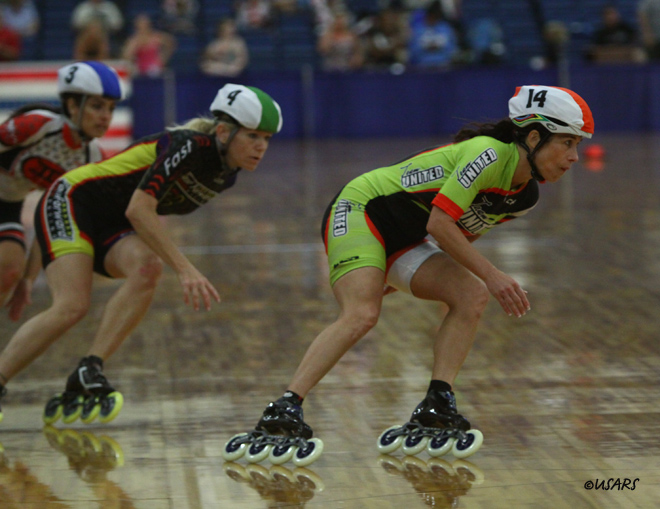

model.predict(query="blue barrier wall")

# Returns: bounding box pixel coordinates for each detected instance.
[128,64,660,139]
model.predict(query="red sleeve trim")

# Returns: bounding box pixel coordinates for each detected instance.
[431,193,464,221]
[0,113,51,146]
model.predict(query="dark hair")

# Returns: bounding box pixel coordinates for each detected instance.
[59,93,85,118]
[453,118,551,145]
[8,102,62,120]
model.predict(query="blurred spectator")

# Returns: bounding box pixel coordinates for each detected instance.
[638,0,660,60]
[73,18,110,60]
[363,5,409,70]
[235,0,272,30]
[158,0,198,35]
[122,13,177,77]
[0,11,21,61]
[586,4,640,63]
[200,18,248,77]
[467,18,506,65]
[1,0,39,38]
[318,10,364,71]
[71,0,124,35]
[408,0,458,68]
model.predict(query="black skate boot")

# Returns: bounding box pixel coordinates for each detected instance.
[222,396,324,467]
[43,356,124,425]
[0,385,6,424]
[377,389,483,459]
[410,389,471,432]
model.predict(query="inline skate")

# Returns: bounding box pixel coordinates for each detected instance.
[377,389,483,458]
[43,356,124,425]
[222,395,324,467]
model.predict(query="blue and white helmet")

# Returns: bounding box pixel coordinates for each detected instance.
[57,61,124,101]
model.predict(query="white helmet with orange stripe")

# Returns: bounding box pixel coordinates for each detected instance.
[508,85,594,139]
[508,85,594,182]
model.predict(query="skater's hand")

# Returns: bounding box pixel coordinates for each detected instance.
[177,264,221,311]
[484,269,530,317]
[6,278,33,321]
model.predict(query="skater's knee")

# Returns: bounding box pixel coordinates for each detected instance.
[340,305,380,337]
[0,265,22,295]
[132,253,163,288]
[449,280,489,318]
[52,299,90,325]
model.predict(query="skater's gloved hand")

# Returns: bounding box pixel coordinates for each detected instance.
[177,262,221,311]
[6,278,33,322]
[483,269,530,318]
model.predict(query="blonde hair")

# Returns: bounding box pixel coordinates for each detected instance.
[168,116,219,134]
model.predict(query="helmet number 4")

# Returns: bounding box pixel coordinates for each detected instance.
[526,89,547,108]
[226,90,242,106]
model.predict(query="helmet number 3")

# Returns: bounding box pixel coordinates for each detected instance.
[226,90,242,105]
[65,65,79,84]
[526,89,547,108]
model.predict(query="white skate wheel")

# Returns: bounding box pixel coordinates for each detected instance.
[452,429,483,459]
[269,443,295,465]
[245,442,273,463]
[221,433,250,462]
[427,434,455,457]
[292,438,323,467]
[452,459,485,484]
[377,426,404,454]
[401,435,429,456]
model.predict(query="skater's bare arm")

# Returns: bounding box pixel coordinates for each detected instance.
[125,189,220,310]
[427,207,529,317]
[6,239,41,321]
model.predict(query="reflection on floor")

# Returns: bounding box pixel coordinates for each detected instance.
[1,135,660,507]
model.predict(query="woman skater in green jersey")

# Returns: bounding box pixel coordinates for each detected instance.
[0,84,282,425]
[223,84,594,467]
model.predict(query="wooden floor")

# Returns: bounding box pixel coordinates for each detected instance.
[1,134,660,508]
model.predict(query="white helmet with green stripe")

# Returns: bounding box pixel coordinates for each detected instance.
[210,84,283,133]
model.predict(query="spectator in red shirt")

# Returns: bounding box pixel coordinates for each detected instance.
[0,11,21,61]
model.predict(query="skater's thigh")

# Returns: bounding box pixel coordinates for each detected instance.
[45,253,94,307]
[409,253,486,304]
[103,233,160,279]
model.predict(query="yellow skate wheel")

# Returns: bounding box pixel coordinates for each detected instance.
[43,394,66,424]
[98,392,124,423]
[81,397,101,424]
[61,395,84,424]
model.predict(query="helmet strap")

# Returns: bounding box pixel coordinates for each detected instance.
[520,130,552,183]
[67,94,92,142]
[217,124,241,169]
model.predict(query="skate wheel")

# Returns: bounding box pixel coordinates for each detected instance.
[223,461,250,482]
[268,443,295,465]
[377,426,404,454]
[402,435,429,456]
[245,442,273,463]
[427,434,455,457]
[81,397,100,424]
[62,395,84,424]
[221,433,250,462]
[294,467,325,492]
[452,429,483,459]
[452,459,485,484]
[98,392,124,423]
[292,438,323,467]
[43,395,64,424]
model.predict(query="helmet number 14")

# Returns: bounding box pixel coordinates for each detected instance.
[526,89,547,108]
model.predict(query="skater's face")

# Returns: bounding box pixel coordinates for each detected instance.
[528,132,582,183]
[218,124,272,172]
[68,95,117,139]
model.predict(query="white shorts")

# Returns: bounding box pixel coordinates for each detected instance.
[386,240,443,294]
